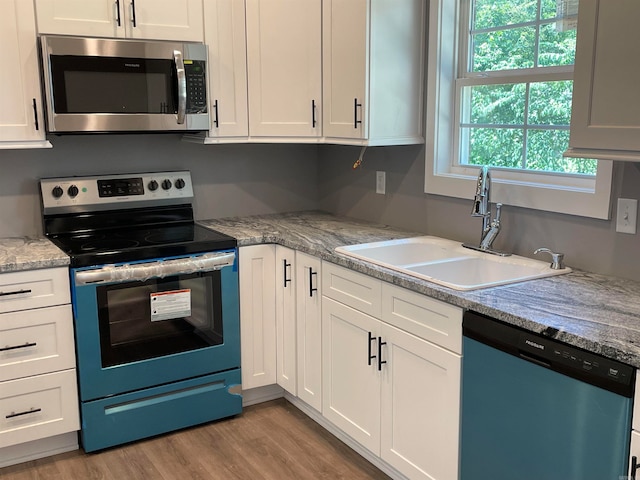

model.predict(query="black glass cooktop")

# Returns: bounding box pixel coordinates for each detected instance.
[47,223,236,268]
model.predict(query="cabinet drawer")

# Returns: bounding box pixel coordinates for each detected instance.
[381,283,462,354]
[0,305,75,382]
[0,268,70,314]
[322,262,382,317]
[0,369,79,448]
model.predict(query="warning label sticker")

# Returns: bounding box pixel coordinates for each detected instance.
[150,289,192,322]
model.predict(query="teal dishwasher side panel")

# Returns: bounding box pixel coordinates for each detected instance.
[461,337,632,480]
[80,368,242,452]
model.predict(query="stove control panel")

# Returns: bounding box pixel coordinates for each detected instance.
[40,171,194,214]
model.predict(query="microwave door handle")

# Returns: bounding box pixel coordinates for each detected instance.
[174,50,187,125]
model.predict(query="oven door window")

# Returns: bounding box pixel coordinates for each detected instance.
[49,55,177,114]
[97,271,222,367]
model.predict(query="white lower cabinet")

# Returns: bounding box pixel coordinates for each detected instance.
[295,252,322,412]
[275,246,297,394]
[322,261,462,480]
[0,267,79,466]
[239,245,277,390]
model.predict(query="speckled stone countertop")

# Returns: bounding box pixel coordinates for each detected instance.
[0,237,69,273]
[200,210,640,369]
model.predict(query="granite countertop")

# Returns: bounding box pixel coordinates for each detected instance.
[2,211,638,369]
[0,237,69,273]
[199,210,640,369]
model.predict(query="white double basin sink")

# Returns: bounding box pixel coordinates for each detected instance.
[335,236,571,291]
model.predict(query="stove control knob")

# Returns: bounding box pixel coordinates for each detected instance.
[175,178,186,189]
[52,186,64,198]
[161,179,172,190]
[148,180,159,191]
[67,185,79,198]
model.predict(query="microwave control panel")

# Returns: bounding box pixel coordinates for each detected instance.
[185,60,207,114]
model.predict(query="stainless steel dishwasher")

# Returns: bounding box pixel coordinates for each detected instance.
[461,310,634,480]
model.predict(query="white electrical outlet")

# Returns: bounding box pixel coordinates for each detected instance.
[616,198,638,234]
[376,171,386,195]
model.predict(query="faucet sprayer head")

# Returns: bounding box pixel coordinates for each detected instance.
[471,166,491,217]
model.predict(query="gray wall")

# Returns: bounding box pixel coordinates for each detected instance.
[0,135,319,237]
[318,144,640,282]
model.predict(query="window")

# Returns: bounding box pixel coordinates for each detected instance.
[425,0,612,219]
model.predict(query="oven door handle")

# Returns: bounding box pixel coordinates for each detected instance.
[74,251,235,285]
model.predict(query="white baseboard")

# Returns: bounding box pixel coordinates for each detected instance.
[0,432,79,469]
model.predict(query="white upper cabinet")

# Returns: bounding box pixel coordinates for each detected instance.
[245,0,322,140]
[322,0,426,146]
[568,0,640,161]
[35,0,204,42]
[0,0,50,149]
[202,0,249,140]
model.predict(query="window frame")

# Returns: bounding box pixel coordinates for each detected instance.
[424,0,613,220]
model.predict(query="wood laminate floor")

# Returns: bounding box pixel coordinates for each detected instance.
[0,399,391,480]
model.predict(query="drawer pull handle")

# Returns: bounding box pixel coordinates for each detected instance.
[0,341,37,352]
[632,456,640,480]
[6,407,42,419]
[0,289,32,297]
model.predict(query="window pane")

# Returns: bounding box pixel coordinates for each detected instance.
[538,22,577,67]
[465,127,523,168]
[526,129,597,174]
[472,27,535,72]
[473,0,537,30]
[541,0,559,19]
[467,84,526,124]
[528,81,573,125]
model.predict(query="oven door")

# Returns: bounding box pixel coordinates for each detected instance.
[71,251,239,402]
[40,35,209,132]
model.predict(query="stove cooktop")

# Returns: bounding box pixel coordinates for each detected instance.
[49,223,237,268]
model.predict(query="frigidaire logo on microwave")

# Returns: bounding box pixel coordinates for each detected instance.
[124,63,140,68]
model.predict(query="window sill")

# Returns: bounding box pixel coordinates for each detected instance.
[424,159,613,220]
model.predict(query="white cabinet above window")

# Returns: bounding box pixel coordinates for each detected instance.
[34,0,204,42]
[567,0,640,161]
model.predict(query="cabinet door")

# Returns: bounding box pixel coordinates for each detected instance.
[34,0,123,37]
[569,0,640,154]
[239,245,277,390]
[380,323,461,480]
[322,0,368,140]
[296,252,322,412]
[124,0,204,41]
[203,0,249,139]
[322,296,380,454]
[275,246,297,395]
[0,0,48,145]
[245,0,322,138]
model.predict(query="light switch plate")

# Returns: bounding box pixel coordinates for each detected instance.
[616,198,637,234]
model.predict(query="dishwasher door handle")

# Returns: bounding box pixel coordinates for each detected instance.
[518,352,551,369]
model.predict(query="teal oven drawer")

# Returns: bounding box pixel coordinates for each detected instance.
[80,368,242,452]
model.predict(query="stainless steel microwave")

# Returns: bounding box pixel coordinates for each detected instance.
[40,35,209,133]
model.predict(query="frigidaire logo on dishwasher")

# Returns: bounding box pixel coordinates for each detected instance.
[525,339,545,351]
[124,63,140,68]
